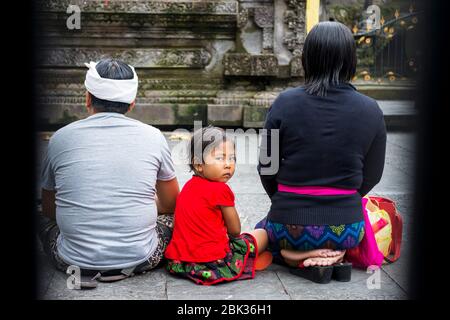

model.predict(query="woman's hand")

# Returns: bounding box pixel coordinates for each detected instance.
[220,206,241,237]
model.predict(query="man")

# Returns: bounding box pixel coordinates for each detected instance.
[39,58,179,288]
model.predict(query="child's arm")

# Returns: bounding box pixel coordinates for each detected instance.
[220,206,241,237]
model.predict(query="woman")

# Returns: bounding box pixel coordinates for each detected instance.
[255,21,386,283]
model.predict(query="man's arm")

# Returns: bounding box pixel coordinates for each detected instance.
[155,177,180,214]
[41,188,56,220]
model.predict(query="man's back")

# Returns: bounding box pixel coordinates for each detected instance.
[41,112,175,269]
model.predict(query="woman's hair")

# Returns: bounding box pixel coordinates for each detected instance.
[301,21,357,97]
[188,126,234,172]
[90,58,134,114]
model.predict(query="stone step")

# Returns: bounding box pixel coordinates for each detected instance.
[37,100,417,130]
[378,100,417,131]
[243,100,417,130]
[354,84,416,100]
[38,82,225,92]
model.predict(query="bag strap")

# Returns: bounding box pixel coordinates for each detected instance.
[384,211,403,263]
[384,203,403,263]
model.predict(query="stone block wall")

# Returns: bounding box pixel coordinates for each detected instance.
[36,0,308,128]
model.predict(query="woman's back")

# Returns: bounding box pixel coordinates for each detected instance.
[273,83,385,189]
[258,83,386,226]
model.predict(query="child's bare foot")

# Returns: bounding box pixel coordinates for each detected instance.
[302,251,346,267]
[255,251,273,271]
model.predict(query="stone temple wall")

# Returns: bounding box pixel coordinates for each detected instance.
[36,0,308,128]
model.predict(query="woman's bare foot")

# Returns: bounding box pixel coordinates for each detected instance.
[303,250,346,267]
[280,248,344,267]
[280,248,342,261]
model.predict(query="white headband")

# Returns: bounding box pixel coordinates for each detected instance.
[84,61,138,104]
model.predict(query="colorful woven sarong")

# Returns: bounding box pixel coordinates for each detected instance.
[166,233,257,285]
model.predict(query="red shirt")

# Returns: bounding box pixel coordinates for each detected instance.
[164,175,235,262]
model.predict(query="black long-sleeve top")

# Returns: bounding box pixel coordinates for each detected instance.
[258,83,386,225]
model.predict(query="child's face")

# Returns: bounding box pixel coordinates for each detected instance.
[195,140,236,183]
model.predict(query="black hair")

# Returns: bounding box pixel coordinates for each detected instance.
[301,21,357,97]
[188,126,234,172]
[89,58,134,114]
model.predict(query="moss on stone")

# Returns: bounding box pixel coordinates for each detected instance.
[172,103,207,125]
[59,109,79,124]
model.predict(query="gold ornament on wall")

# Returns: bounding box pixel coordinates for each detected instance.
[387,71,396,82]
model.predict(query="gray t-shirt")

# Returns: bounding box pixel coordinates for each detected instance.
[41,112,176,270]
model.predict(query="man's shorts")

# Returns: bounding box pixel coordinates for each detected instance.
[37,214,174,276]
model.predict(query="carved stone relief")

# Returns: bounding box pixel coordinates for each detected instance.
[283,0,307,56]
[40,48,212,69]
[254,6,274,52]
[36,0,307,127]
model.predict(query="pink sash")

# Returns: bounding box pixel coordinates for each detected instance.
[278,184,357,196]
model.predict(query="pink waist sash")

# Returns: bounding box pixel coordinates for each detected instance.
[278,184,357,196]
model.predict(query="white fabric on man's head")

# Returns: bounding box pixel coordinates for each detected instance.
[84,61,138,104]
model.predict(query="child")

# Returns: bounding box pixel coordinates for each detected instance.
[164,126,272,285]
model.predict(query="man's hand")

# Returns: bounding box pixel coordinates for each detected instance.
[155,178,180,214]
[41,188,56,220]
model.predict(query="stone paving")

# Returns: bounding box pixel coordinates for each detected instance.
[35,128,415,300]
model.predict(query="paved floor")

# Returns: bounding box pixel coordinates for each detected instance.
[35,129,415,300]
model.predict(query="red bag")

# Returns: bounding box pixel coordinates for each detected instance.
[367,196,403,263]
[345,196,403,268]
